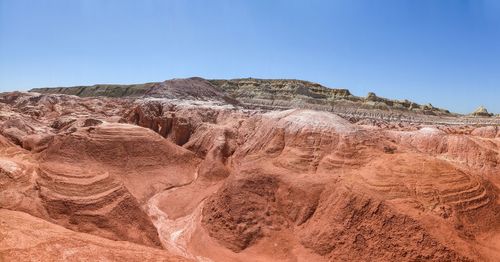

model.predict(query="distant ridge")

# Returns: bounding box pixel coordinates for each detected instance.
[30,77,458,117]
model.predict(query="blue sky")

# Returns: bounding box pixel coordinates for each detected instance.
[0,0,499,114]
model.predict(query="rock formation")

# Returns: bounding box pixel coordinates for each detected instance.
[1,77,499,261]
[471,105,492,117]
[31,77,459,117]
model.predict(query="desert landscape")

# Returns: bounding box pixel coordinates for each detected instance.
[0,77,498,261]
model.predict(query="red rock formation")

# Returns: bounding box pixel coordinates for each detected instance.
[0,209,188,261]
[0,90,499,261]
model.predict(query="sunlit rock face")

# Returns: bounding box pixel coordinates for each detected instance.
[1,78,499,261]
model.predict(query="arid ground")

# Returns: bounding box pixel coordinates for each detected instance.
[1,78,499,261]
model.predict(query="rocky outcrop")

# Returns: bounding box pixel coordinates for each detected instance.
[146,77,236,103]
[31,77,236,102]
[30,82,157,97]
[29,77,500,126]
[470,105,492,117]
[210,78,351,101]
[29,77,459,117]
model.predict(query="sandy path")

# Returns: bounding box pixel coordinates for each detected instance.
[146,189,211,262]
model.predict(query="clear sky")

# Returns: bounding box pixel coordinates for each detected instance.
[1,0,499,114]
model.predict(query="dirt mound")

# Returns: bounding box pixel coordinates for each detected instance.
[393,127,499,175]
[2,121,202,249]
[0,209,188,261]
[297,185,470,261]
[39,122,200,201]
[202,175,322,252]
[0,136,49,219]
[357,153,497,215]
[145,77,236,103]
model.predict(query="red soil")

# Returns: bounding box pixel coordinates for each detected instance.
[0,91,499,261]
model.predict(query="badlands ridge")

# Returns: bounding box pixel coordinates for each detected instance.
[1,77,499,261]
